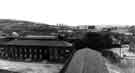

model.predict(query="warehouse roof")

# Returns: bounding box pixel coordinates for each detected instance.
[0,39,72,47]
[4,35,58,40]
[24,35,57,40]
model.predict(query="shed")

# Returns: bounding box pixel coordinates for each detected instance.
[0,39,73,63]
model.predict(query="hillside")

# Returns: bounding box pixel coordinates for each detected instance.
[0,19,58,35]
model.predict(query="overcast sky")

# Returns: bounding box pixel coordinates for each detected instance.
[0,0,135,26]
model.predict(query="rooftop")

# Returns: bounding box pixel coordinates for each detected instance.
[0,39,72,47]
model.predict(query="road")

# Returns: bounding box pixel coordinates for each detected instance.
[0,59,63,73]
[106,58,135,73]
[105,48,135,73]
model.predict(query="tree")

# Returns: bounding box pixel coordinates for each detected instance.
[74,32,114,51]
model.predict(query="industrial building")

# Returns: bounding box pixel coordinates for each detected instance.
[0,37,73,63]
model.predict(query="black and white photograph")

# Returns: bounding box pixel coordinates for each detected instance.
[0,0,134,73]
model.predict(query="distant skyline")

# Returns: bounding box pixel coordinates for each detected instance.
[0,0,135,26]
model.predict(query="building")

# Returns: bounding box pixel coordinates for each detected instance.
[76,25,95,30]
[0,37,73,63]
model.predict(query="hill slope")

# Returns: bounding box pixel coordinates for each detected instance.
[0,19,58,35]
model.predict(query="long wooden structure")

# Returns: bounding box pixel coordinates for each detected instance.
[0,38,73,63]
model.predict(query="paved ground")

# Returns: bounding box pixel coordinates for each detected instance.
[0,59,63,73]
[105,48,135,73]
[106,58,135,73]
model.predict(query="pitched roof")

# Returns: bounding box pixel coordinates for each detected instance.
[24,35,57,40]
[0,39,72,47]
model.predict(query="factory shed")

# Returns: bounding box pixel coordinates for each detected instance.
[0,40,72,47]
[0,39,73,63]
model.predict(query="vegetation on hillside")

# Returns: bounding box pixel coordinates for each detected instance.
[0,19,58,35]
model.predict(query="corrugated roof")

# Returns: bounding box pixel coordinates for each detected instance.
[0,39,72,47]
